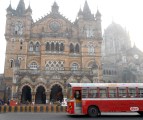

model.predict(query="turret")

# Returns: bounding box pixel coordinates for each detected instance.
[26,4,32,15]
[95,9,102,40]
[6,2,13,15]
[51,2,59,14]
[82,0,94,20]
[77,8,83,19]
[16,0,25,16]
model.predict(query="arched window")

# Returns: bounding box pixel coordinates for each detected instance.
[51,42,54,51]
[10,60,14,68]
[60,43,64,52]
[75,44,79,53]
[35,42,40,52]
[88,45,94,54]
[46,42,50,51]
[70,43,74,53]
[103,70,106,75]
[30,62,38,69]
[29,42,34,51]
[55,43,59,52]
[71,63,79,71]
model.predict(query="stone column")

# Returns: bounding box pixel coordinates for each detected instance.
[32,92,36,104]
[18,92,22,105]
[46,91,50,104]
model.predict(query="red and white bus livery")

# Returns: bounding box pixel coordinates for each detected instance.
[66,83,143,117]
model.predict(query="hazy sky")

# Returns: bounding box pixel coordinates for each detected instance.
[0,0,143,73]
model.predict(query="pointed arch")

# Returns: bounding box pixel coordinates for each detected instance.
[51,42,54,51]
[46,42,50,51]
[55,42,59,52]
[35,42,40,52]
[10,59,14,68]
[75,44,80,53]
[70,43,74,53]
[29,42,34,51]
[60,43,64,52]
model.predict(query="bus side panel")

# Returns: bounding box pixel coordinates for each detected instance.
[67,101,74,114]
[82,99,143,113]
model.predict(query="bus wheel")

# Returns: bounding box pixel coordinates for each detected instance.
[138,111,143,116]
[88,106,99,117]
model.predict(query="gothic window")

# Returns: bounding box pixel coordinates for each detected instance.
[35,42,40,52]
[51,42,54,51]
[75,44,80,53]
[70,43,74,53]
[30,62,38,69]
[10,60,14,68]
[88,45,94,55]
[103,70,106,75]
[71,63,79,71]
[46,42,50,51]
[29,42,34,51]
[60,43,64,52]
[56,43,59,52]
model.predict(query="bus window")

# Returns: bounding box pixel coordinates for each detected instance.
[128,88,136,97]
[74,90,81,99]
[138,88,143,98]
[109,88,117,98]
[99,88,107,98]
[82,88,88,98]
[88,88,98,98]
[119,88,127,98]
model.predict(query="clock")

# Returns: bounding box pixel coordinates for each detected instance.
[14,21,23,35]
[49,21,60,32]
[134,54,139,59]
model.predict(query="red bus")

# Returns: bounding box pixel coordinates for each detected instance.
[66,83,143,117]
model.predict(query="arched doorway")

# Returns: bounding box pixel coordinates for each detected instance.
[35,86,46,104]
[21,86,32,104]
[50,84,63,103]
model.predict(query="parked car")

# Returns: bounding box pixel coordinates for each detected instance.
[61,98,67,106]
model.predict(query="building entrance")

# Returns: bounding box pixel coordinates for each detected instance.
[21,86,32,104]
[35,86,46,104]
[50,84,63,103]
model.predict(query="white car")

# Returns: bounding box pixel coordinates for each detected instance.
[61,98,67,106]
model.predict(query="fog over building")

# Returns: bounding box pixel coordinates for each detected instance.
[102,22,143,83]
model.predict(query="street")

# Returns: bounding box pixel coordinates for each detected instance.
[0,112,142,120]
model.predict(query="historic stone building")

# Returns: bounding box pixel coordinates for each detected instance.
[102,22,143,83]
[4,0,102,104]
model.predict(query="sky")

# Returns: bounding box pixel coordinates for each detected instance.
[0,0,143,73]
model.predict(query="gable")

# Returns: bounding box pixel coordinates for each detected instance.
[31,13,77,37]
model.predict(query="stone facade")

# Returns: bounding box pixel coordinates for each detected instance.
[102,22,143,83]
[4,0,102,103]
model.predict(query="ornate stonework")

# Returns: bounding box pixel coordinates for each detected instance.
[4,0,103,104]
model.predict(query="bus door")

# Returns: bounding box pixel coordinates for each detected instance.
[74,90,82,114]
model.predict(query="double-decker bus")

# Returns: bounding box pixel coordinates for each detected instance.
[66,83,143,117]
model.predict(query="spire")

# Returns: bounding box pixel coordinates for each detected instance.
[78,8,83,18]
[26,4,32,13]
[16,0,25,15]
[82,1,94,20]
[96,9,101,20]
[51,1,59,14]
[83,0,91,15]
[7,1,13,12]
